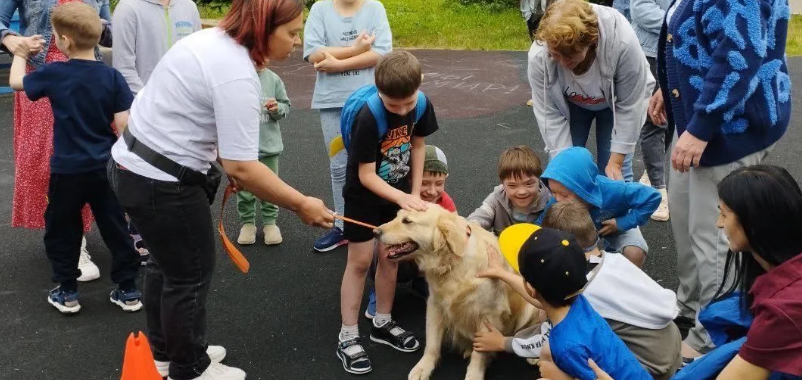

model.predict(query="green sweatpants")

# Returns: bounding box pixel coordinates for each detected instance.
[236,155,279,224]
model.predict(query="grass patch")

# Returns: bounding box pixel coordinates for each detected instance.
[199,0,530,50]
[198,1,802,54]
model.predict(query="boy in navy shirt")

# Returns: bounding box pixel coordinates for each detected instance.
[496,224,651,380]
[9,2,141,315]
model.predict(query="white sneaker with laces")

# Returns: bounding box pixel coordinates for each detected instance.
[651,188,670,222]
[77,236,100,282]
[167,362,245,380]
[156,345,227,377]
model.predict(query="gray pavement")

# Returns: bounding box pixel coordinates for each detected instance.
[1,51,800,380]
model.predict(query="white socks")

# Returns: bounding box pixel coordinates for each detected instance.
[339,324,359,342]
[373,313,391,327]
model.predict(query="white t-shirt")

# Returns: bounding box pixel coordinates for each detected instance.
[584,252,679,330]
[560,60,609,111]
[112,28,261,181]
[666,0,685,28]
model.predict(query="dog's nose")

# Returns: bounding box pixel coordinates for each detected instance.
[373,228,382,237]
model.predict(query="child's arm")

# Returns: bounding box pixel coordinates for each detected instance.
[611,183,661,232]
[268,75,291,121]
[358,162,428,211]
[409,136,425,197]
[9,54,26,91]
[111,2,145,94]
[113,111,129,134]
[466,189,499,230]
[477,244,543,309]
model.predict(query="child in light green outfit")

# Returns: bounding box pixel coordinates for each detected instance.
[236,69,291,246]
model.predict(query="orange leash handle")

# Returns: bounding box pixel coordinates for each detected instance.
[333,214,378,230]
[219,185,250,273]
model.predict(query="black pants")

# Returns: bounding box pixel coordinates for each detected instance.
[109,160,214,380]
[44,169,139,291]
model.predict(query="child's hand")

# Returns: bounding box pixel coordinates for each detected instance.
[353,31,376,53]
[313,51,343,73]
[476,243,504,279]
[396,193,428,212]
[472,320,506,352]
[599,219,618,236]
[265,98,279,113]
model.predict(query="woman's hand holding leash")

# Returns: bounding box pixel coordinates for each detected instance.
[297,197,334,229]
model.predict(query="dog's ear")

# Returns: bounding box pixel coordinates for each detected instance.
[434,212,467,256]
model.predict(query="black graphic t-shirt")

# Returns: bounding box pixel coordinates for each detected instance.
[344,100,439,205]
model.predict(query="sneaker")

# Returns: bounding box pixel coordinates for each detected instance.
[370,319,420,353]
[156,345,227,377]
[167,362,245,380]
[77,243,100,282]
[313,227,348,252]
[639,172,651,187]
[109,288,143,312]
[132,234,150,266]
[263,225,283,245]
[526,99,533,106]
[651,188,669,222]
[364,289,376,319]
[47,287,81,314]
[336,337,372,375]
[237,223,257,245]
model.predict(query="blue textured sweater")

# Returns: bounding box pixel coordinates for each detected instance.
[657,0,791,167]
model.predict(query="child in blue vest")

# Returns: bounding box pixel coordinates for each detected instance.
[536,147,660,267]
[335,50,439,375]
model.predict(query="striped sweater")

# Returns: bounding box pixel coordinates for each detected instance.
[657,0,791,166]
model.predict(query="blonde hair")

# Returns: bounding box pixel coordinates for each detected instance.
[542,201,598,248]
[497,146,544,182]
[51,2,102,50]
[535,0,599,56]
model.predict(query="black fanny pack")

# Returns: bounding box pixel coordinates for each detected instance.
[122,128,222,204]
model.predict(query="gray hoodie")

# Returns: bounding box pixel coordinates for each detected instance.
[467,182,551,234]
[112,0,202,94]
[527,4,654,159]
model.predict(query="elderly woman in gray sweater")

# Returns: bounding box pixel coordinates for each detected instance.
[630,0,673,222]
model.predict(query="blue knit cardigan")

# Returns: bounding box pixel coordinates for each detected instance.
[657,0,791,166]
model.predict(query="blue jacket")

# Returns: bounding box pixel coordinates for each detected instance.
[630,0,672,58]
[537,147,661,232]
[657,0,790,167]
[0,0,109,68]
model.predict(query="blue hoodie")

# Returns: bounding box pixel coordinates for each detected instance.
[537,147,660,232]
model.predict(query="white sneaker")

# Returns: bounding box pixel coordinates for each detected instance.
[167,362,245,380]
[263,225,283,245]
[639,172,651,187]
[77,237,100,282]
[237,223,257,245]
[156,345,227,377]
[651,188,670,222]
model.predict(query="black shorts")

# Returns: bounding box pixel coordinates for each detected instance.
[343,198,401,243]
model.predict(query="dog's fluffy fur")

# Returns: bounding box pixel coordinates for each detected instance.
[376,205,542,380]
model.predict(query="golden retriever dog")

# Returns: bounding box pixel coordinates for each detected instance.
[374,205,542,380]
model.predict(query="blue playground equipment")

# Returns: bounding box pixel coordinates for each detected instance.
[1,10,21,95]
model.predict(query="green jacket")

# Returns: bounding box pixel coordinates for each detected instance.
[258,69,290,157]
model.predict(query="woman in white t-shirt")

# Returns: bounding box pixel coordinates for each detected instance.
[527,0,654,182]
[108,1,333,379]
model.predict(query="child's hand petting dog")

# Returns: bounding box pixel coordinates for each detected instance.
[476,243,504,279]
[473,320,506,352]
[599,219,618,236]
[396,193,429,212]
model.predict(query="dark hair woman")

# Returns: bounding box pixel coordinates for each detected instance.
[108,1,334,379]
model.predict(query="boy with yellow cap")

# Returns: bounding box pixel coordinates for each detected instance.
[481,224,651,380]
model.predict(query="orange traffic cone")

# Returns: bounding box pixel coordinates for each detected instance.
[120,331,162,380]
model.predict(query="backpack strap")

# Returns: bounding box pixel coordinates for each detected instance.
[366,93,389,142]
[414,91,428,123]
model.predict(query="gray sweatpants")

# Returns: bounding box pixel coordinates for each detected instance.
[320,108,346,229]
[669,131,773,352]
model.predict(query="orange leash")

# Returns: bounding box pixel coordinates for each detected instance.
[333,214,378,230]
[219,185,250,273]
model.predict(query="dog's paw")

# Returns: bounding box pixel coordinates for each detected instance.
[408,356,436,380]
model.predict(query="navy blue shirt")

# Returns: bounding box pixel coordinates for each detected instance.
[23,59,133,174]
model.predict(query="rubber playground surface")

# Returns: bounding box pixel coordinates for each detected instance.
[1,51,802,380]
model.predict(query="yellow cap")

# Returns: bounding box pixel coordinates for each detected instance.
[498,223,541,273]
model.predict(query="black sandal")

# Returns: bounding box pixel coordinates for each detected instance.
[336,337,372,375]
[370,319,420,353]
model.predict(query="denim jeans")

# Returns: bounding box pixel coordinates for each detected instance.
[45,169,139,291]
[109,160,214,380]
[567,102,634,182]
[639,57,672,189]
[321,108,346,229]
